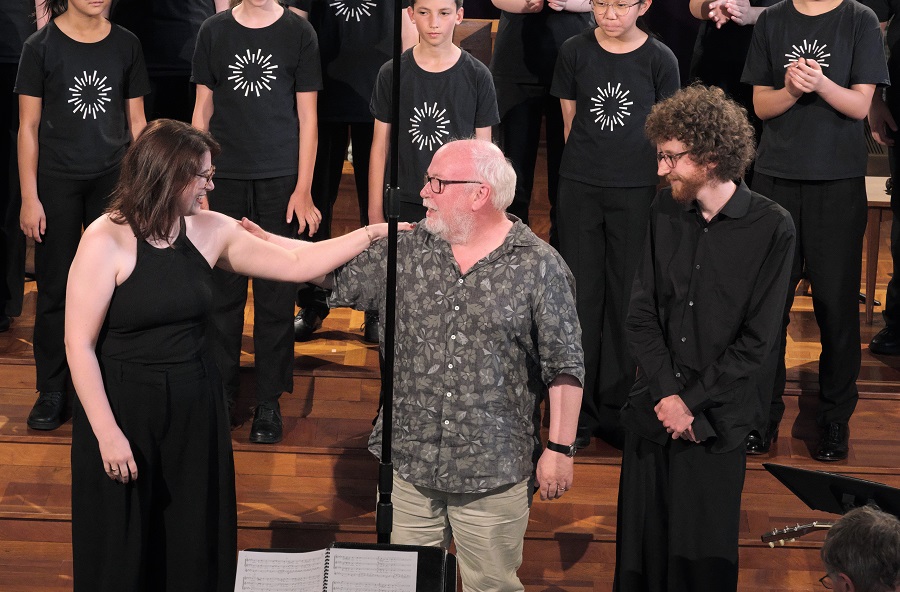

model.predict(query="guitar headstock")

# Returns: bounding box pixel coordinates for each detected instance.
[761,521,835,547]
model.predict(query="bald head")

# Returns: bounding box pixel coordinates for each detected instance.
[433,139,516,212]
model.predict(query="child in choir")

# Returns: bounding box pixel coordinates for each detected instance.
[551,0,679,449]
[368,0,499,225]
[16,0,148,431]
[192,0,322,444]
[291,0,417,342]
[741,0,889,461]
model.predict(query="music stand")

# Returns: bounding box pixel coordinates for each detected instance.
[764,463,900,519]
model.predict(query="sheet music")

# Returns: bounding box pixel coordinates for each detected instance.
[234,549,327,592]
[327,548,418,592]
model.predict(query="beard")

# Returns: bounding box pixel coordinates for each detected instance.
[669,171,708,206]
[423,209,475,244]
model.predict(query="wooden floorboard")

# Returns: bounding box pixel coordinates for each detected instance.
[2,160,900,590]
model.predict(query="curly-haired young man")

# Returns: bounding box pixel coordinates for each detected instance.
[613,85,796,592]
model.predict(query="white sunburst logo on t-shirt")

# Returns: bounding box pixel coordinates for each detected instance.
[68,70,112,120]
[330,0,378,21]
[783,39,831,68]
[228,49,279,97]
[590,82,633,131]
[409,102,451,151]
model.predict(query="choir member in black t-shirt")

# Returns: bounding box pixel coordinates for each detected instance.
[550,0,679,450]
[290,0,416,342]
[742,0,889,462]
[16,0,149,432]
[490,0,592,248]
[109,0,229,123]
[192,0,322,444]
[0,1,38,331]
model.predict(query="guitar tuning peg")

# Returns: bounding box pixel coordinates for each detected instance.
[779,540,785,546]
[768,542,775,548]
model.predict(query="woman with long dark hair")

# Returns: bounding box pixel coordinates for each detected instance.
[66,119,399,591]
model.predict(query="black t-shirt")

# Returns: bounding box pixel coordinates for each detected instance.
[490,7,593,85]
[299,0,398,122]
[15,22,151,179]
[552,31,680,187]
[742,0,889,180]
[192,8,322,179]
[859,0,900,108]
[0,0,35,64]
[370,48,500,203]
[110,0,216,75]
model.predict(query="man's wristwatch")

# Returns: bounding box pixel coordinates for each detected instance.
[546,440,577,457]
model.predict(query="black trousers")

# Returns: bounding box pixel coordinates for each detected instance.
[752,173,866,426]
[1,62,23,316]
[71,355,237,592]
[207,176,298,406]
[297,120,374,312]
[882,145,900,328]
[494,82,565,247]
[614,431,746,592]
[34,170,117,392]
[557,179,654,443]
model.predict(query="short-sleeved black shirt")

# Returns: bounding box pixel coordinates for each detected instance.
[370,49,500,205]
[299,0,398,122]
[110,0,216,75]
[15,22,151,179]
[0,0,35,64]
[741,0,889,180]
[552,31,680,187]
[192,8,322,179]
[490,7,593,86]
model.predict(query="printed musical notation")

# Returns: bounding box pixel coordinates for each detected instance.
[327,548,417,592]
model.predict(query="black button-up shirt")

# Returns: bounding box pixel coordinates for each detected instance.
[622,181,796,453]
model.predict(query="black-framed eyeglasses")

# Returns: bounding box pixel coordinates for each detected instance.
[423,174,482,194]
[656,150,690,168]
[819,574,834,589]
[196,165,216,186]
[590,0,642,16]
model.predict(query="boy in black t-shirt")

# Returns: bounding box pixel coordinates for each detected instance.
[368,0,499,226]
[742,0,889,462]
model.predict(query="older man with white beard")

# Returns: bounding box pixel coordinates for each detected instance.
[330,138,584,592]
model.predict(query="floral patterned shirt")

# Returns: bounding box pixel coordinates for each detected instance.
[329,217,585,493]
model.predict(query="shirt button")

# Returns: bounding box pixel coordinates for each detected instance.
[444,420,449,425]
[689,301,694,306]
[446,392,452,397]
[448,363,453,369]
[675,372,681,378]
[695,264,700,270]
[457,278,464,284]
[703,228,709,233]
[681,337,687,342]
[451,334,456,340]
[454,306,460,311]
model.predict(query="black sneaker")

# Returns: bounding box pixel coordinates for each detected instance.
[294,307,327,342]
[27,391,66,430]
[249,402,283,444]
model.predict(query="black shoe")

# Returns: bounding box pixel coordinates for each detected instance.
[746,421,779,455]
[814,422,849,461]
[27,391,66,430]
[249,402,283,444]
[0,315,10,333]
[294,307,327,342]
[363,310,379,344]
[869,326,900,355]
[574,427,592,450]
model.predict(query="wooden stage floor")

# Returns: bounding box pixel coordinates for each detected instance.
[1,162,900,591]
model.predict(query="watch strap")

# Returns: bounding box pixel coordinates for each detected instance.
[546,440,577,457]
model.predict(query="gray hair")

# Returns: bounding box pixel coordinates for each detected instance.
[821,505,900,592]
[467,140,516,211]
